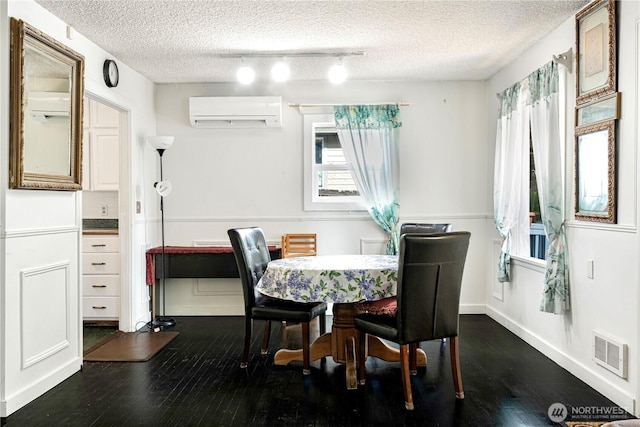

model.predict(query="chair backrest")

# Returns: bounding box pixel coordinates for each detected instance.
[281,233,317,258]
[400,223,453,235]
[396,232,470,344]
[228,227,272,315]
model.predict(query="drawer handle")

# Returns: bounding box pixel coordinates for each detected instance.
[91,244,107,247]
[92,306,107,310]
[92,284,107,288]
[91,262,106,266]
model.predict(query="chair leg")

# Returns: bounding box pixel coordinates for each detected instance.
[319,313,326,335]
[400,344,414,410]
[449,336,464,399]
[317,314,327,363]
[241,317,252,369]
[409,342,418,375]
[357,330,367,385]
[302,321,311,375]
[260,320,271,356]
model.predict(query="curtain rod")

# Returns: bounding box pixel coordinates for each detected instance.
[288,102,410,107]
[552,47,572,73]
[496,47,573,99]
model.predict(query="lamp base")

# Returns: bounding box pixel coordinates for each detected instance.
[152,317,176,330]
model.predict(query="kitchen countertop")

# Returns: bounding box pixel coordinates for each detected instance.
[83,229,119,235]
[82,218,118,235]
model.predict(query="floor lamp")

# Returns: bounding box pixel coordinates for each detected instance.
[148,136,176,330]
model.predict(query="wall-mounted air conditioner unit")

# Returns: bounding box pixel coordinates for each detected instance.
[27,91,70,123]
[189,96,282,128]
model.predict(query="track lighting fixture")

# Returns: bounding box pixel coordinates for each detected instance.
[224,51,363,84]
[236,59,255,84]
[328,58,347,84]
[271,59,290,82]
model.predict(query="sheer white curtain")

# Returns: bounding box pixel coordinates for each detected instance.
[334,105,401,255]
[528,61,570,314]
[494,60,570,314]
[493,83,530,282]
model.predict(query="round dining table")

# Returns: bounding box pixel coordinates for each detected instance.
[256,254,426,389]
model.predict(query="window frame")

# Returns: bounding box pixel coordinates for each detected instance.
[303,113,365,211]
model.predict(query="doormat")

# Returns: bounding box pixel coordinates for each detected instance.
[83,330,179,362]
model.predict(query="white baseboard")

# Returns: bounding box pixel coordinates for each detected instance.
[170,305,243,316]
[1,357,82,417]
[460,304,486,314]
[486,306,636,415]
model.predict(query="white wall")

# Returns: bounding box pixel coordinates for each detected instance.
[486,2,640,414]
[1,0,157,417]
[154,80,490,315]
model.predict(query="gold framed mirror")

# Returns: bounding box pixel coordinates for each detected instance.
[10,18,84,190]
[575,120,616,223]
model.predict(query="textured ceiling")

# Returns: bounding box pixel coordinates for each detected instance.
[34,0,590,84]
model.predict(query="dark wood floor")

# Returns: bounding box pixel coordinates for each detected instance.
[2,315,634,426]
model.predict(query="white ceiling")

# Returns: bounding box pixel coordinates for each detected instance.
[34,0,590,84]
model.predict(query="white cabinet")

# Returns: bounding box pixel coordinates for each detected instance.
[89,129,119,190]
[83,98,119,191]
[82,235,120,321]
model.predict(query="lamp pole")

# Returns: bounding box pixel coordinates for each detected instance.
[153,147,175,330]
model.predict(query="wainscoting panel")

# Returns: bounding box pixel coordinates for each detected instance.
[21,262,70,368]
[2,229,81,417]
[359,238,386,255]
[165,278,244,316]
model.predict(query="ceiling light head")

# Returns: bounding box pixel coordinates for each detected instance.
[236,60,255,84]
[271,59,290,82]
[328,59,347,84]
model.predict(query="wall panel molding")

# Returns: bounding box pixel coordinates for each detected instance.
[20,262,70,368]
[150,213,491,224]
[4,226,79,239]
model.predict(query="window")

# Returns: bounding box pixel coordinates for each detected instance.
[303,114,364,211]
[529,139,548,261]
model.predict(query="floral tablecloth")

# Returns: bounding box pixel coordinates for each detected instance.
[256,255,398,303]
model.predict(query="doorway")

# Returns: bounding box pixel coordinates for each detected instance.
[81,95,131,348]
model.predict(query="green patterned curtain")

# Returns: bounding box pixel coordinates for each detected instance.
[528,61,570,314]
[334,105,401,255]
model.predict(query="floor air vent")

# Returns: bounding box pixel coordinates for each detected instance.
[593,331,627,378]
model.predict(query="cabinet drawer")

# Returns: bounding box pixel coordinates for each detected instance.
[83,236,119,253]
[83,253,120,274]
[83,275,120,296]
[83,297,119,319]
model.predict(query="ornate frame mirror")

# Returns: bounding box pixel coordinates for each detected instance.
[10,18,84,190]
[575,120,616,223]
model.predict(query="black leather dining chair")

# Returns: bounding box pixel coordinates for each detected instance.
[400,222,452,234]
[354,232,471,410]
[228,227,327,374]
[400,223,453,343]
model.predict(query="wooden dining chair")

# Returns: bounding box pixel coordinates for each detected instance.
[228,227,327,374]
[281,233,317,258]
[354,232,471,410]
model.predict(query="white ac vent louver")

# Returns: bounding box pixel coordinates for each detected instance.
[189,96,282,129]
[593,330,627,378]
[27,91,70,123]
